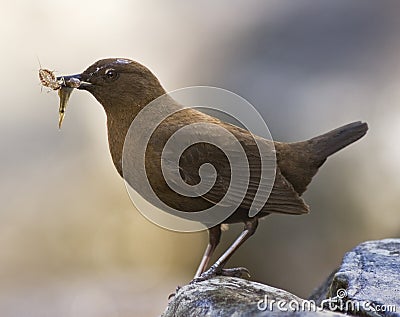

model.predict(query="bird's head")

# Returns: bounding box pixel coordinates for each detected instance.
[58,58,166,115]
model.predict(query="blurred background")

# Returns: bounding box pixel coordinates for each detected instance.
[1,0,400,316]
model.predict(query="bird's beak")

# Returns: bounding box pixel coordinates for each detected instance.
[56,74,92,90]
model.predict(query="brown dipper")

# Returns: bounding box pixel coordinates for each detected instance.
[56,58,368,281]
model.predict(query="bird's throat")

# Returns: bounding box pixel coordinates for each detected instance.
[106,106,142,177]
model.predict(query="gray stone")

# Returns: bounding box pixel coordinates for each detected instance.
[327,239,400,316]
[163,239,400,316]
[162,277,345,317]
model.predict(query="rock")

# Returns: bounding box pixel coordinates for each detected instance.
[162,277,345,317]
[326,239,400,316]
[163,239,400,316]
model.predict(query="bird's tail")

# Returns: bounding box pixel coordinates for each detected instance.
[275,121,368,196]
[308,121,368,166]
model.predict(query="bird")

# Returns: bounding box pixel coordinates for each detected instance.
[56,58,368,282]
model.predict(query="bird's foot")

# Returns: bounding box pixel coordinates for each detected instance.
[190,264,250,284]
[221,267,251,278]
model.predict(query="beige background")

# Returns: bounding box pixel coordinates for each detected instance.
[0,1,399,316]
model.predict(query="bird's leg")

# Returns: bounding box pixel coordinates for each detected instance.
[169,226,221,300]
[191,218,258,283]
[194,225,221,278]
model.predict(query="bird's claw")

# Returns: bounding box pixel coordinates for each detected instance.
[221,267,251,278]
[190,264,250,284]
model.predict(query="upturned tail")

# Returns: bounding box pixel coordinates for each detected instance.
[309,121,368,166]
[276,121,368,195]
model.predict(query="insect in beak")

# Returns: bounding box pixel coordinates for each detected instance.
[38,67,83,128]
[57,87,73,128]
[38,64,91,128]
[55,74,88,128]
[53,75,80,128]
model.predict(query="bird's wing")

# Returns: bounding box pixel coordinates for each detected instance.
[161,120,309,216]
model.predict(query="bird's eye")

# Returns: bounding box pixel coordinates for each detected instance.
[104,69,118,81]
